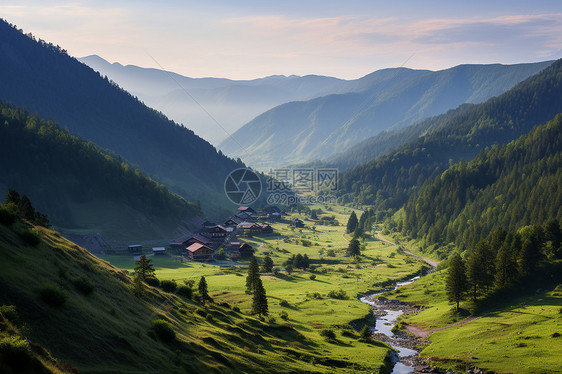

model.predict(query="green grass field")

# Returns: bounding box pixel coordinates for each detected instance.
[101,206,426,372]
[384,264,562,373]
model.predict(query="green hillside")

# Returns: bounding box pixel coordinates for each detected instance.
[339,58,562,210]
[0,19,242,220]
[0,101,202,241]
[403,113,562,250]
[0,211,364,373]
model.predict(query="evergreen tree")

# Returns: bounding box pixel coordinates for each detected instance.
[466,245,487,302]
[518,239,537,276]
[246,257,260,293]
[494,242,518,289]
[134,255,155,282]
[198,276,210,304]
[261,255,274,273]
[18,195,35,221]
[346,211,358,234]
[4,189,20,206]
[359,325,372,341]
[302,254,310,269]
[446,253,467,310]
[358,211,367,233]
[346,238,361,257]
[310,209,318,220]
[293,253,304,269]
[251,277,268,318]
[544,219,562,258]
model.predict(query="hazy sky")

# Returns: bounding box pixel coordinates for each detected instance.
[1,0,561,79]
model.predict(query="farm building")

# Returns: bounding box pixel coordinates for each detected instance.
[186,243,214,261]
[152,247,166,255]
[128,245,142,255]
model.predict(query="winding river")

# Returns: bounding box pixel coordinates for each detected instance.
[360,276,421,374]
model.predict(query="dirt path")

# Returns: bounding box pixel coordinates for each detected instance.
[374,230,439,268]
[405,315,481,339]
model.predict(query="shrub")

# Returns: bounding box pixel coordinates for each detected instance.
[145,277,160,287]
[20,229,40,246]
[73,275,95,295]
[160,280,177,293]
[359,325,372,341]
[39,285,67,307]
[232,306,241,313]
[0,336,31,367]
[309,274,316,281]
[0,206,16,226]
[149,320,176,343]
[279,310,289,320]
[177,285,193,299]
[327,289,347,300]
[279,299,291,308]
[320,329,336,340]
[0,305,20,326]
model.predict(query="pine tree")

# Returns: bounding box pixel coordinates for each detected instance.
[18,195,35,220]
[134,255,155,282]
[251,277,268,318]
[346,211,358,234]
[466,245,486,302]
[261,255,274,273]
[198,276,210,304]
[4,189,20,206]
[346,238,361,257]
[494,241,517,289]
[359,325,372,341]
[293,253,304,269]
[246,257,260,293]
[446,253,467,310]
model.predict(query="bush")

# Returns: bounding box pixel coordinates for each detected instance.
[0,336,31,367]
[279,299,291,308]
[0,305,20,326]
[177,285,193,299]
[327,289,347,300]
[279,310,289,320]
[320,329,336,340]
[232,306,241,313]
[73,275,95,295]
[149,320,176,343]
[39,285,67,307]
[0,207,16,226]
[160,280,177,293]
[145,277,160,287]
[309,274,316,281]
[20,229,40,246]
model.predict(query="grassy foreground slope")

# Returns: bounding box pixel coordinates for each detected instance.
[0,214,398,373]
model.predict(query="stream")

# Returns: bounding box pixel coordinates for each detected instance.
[360,276,422,374]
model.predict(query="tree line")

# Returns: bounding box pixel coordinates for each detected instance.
[446,221,561,309]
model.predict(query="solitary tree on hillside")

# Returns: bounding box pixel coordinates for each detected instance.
[446,253,467,310]
[346,211,358,234]
[4,189,20,206]
[346,238,361,257]
[251,277,268,318]
[246,257,260,293]
[134,255,155,282]
[198,276,211,304]
[18,195,35,221]
[261,255,274,273]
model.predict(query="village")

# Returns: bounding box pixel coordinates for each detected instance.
[126,205,306,262]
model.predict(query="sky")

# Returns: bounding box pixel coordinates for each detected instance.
[1,0,561,80]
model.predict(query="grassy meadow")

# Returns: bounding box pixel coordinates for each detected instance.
[101,205,426,371]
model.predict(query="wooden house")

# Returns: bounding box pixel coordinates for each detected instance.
[152,247,166,255]
[227,242,254,259]
[186,243,214,261]
[224,216,244,228]
[128,245,142,255]
[208,225,229,240]
[183,234,213,247]
[237,221,262,236]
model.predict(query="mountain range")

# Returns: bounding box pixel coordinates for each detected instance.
[78,55,350,145]
[220,62,552,169]
[338,58,562,213]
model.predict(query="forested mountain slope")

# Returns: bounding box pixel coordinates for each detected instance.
[402,113,562,251]
[338,58,562,210]
[0,19,241,219]
[0,102,202,241]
